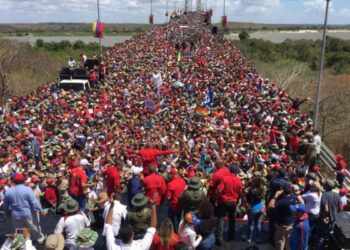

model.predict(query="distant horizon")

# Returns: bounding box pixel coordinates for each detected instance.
[0,0,349,25]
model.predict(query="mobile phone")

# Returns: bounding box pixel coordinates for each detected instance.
[16,228,24,235]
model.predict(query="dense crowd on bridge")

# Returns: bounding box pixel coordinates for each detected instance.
[0,11,348,250]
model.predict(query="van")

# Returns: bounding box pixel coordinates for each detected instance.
[59,79,91,92]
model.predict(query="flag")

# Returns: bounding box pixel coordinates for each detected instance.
[202,86,214,107]
[195,107,209,117]
[92,20,104,38]
[177,51,182,62]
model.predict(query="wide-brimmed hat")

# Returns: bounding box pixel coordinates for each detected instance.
[11,235,25,250]
[96,192,109,204]
[45,234,65,250]
[61,198,79,214]
[131,193,148,207]
[188,177,202,189]
[76,228,98,248]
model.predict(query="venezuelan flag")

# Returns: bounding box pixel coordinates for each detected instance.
[195,107,209,117]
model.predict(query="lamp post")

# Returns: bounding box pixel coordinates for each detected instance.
[97,0,102,52]
[314,0,331,129]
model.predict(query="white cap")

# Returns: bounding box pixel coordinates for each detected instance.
[131,166,143,175]
[79,159,91,166]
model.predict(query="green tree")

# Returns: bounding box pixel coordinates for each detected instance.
[239,31,250,40]
[73,40,85,50]
[35,39,45,48]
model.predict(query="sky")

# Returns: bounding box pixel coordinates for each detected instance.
[0,0,349,25]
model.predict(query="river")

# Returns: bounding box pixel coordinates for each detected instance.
[4,30,350,46]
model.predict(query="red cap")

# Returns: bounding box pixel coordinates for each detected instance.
[340,188,348,195]
[31,176,39,183]
[272,164,282,170]
[70,161,79,168]
[170,168,178,175]
[13,173,25,182]
[335,154,344,160]
[313,166,320,172]
[46,178,53,185]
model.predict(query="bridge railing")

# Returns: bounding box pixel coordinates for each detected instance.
[319,142,350,188]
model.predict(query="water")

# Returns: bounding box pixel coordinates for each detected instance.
[226,30,350,43]
[4,35,132,47]
[4,30,350,46]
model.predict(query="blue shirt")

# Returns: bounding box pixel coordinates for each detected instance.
[128,176,143,203]
[3,184,41,220]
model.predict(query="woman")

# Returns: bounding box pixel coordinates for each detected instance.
[195,200,216,250]
[152,219,179,250]
[179,213,202,250]
[245,177,265,243]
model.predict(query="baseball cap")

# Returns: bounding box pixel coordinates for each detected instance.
[70,161,79,168]
[13,173,25,182]
[290,203,306,214]
[170,168,178,175]
[184,213,201,225]
[79,159,91,166]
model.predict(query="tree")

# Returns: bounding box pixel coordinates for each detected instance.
[239,31,250,40]
[35,39,45,48]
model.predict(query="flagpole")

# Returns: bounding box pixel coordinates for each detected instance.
[97,0,102,52]
[314,0,330,129]
[166,0,169,23]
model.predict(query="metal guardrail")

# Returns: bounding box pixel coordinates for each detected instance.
[319,143,350,188]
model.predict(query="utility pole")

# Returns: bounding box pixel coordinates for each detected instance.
[166,0,169,23]
[97,0,102,52]
[314,0,331,129]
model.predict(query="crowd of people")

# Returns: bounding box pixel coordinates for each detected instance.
[0,11,348,250]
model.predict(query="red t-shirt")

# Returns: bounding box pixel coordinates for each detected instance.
[44,186,57,205]
[336,160,347,175]
[217,174,243,203]
[143,173,167,206]
[209,167,230,201]
[103,166,121,196]
[167,177,186,210]
[69,167,88,196]
[151,233,179,250]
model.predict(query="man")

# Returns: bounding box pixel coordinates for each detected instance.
[289,204,310,250]
[312,130,322,161]
[127,166,144,205]
[68,161,94,211]
[105,195,157,250]
[44,178,58,211]
[97,192,127,237]
[126,143,174,175]
[3,173,45,244]
[151,71,163,96]
[315,180,341,250]
[54,198,90,249]
[335,154,347,188]
[215,166,242,245]
[68,57,76,68]
[269,183,300,250]
[208,161,230,203]
[142,166,167,206]
[167,168,186,231]
[103,163,121,197]
[179,177,205,215]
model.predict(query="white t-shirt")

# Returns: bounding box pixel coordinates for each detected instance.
[151,73,163,89]
[313,135,322,154]
[102,201,128,237]
[302,191,322,215]
[179,221,202,250]
[105,224,156,250]
[54,213,90,246]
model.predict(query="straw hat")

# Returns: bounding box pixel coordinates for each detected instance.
[45,234,65,250]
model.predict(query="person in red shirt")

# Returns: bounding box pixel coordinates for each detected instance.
[143,166,167,206]
[335,154,347,188]
[151,218,179,250]
[127,143,175,175]
[68,161,94,211]
[215,166,243,245]
[44,178,57,210]
[208,162,230,203]
[167,168,186,232]
[288,130,300,154]
[103,163,121,197]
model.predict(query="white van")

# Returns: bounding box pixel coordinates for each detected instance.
[59,79,91,92]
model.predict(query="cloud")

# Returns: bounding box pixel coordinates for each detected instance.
[240,0,280,12]
[303,0,333,13]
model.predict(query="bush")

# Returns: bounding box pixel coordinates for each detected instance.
[239,31,250,40]
[35,39,45,48]
[73,40,85,50]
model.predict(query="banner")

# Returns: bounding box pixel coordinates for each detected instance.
[222,16,228,29]
[92,20,104,38]
[149,14,154,25]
